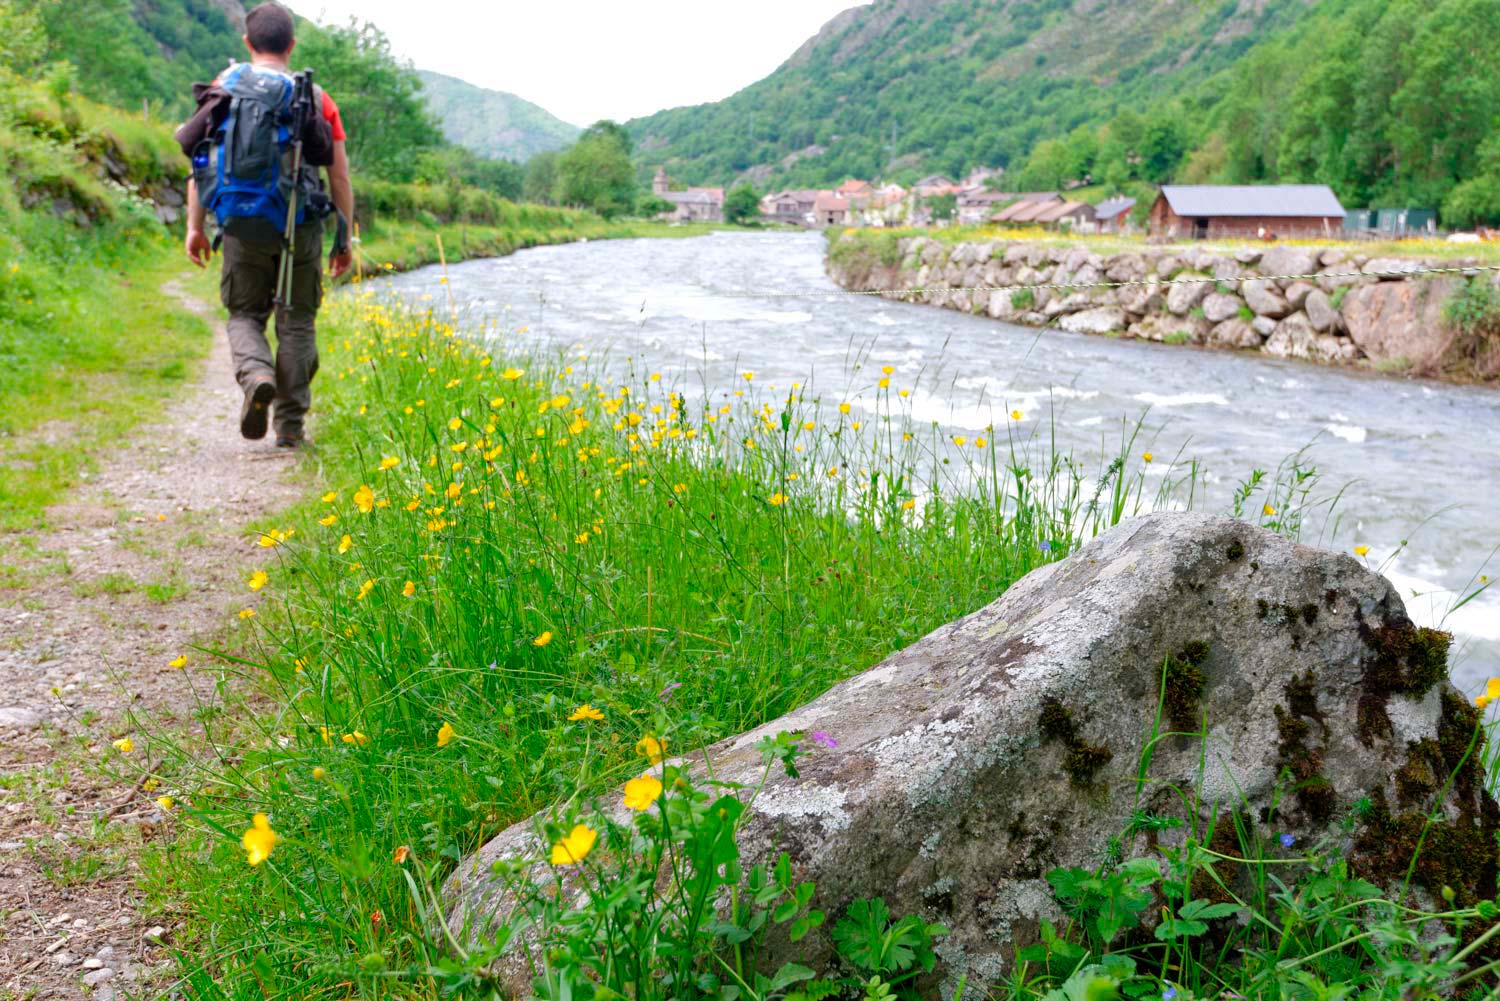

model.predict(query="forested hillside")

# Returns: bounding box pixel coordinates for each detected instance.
[418,70,579,163]
[628,0,1500,225]
[21,0,245,116]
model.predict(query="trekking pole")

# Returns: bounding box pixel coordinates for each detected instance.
[274,70,314,312]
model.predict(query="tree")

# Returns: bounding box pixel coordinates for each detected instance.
[926,191,957,223]
[723,183,760,224]
[293,17,444,182]
[553,121,637,218]
[523,150,559,205]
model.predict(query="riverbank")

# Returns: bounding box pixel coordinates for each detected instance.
[827,231,1500,384]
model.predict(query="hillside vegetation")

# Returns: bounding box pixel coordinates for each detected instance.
[628,0,1500,225]
[418,69,580,163]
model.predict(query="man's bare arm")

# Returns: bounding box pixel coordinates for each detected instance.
[185,177,211,268]
[326,140,354,278]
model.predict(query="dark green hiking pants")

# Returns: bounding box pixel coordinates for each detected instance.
[220,220,323,440]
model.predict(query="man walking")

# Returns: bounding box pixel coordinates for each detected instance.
[181,2,354,448]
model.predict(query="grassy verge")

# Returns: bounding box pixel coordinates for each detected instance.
[120,287,1464,998]
[0,66,219,533]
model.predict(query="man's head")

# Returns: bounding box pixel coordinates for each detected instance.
[244,2,296,58]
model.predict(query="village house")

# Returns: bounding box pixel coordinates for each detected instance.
[813,192,850,227]
[760,189,821,226]
[652,167,725,223]
[990,192,1062,223]
[912,174,959,198]
[1148,184,1345,239]
[836,179,873,200]
[1029,200,1095,229]
[957,188,1010,225]
[1093,195,1137,233]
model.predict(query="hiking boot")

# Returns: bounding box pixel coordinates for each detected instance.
[275,434,306,450]
[240,378,276,440]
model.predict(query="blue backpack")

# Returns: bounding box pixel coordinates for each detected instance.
[192,63,324,242]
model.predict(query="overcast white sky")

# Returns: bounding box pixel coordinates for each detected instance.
[295,1,868,126]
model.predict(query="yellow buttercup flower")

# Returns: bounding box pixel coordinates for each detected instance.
[1143,452,1154,463]
[112,737,135,754]
[636,734,667,764]
[953,436,967,447]
[356,579,375,601]
[354,485,375,514]
[533,631,553,647]
[501,367,524,380]
[1263,504,1277,517]
[338,534,353,554]
[321,491,338,503]
[319,514,338,527]
[342,731,370,747]
[169,654,188,669]
[379,456,400,471]
[1354,545,1370,557]
[838,402,851,415]
[238,608,256,620]
[1011,409,1024,421]
[768,493,788,507]
[156,796,175,812]
[241,813,280,866]
[448,417,464,432]
[902,498,916,510]
[568,704,604,722]
[436,721,456,747]
[1475,678,1500,709]
[247,570,269,592]
[312,766,328,781]
[402,580,416,597]
[623,773,664,812]
[549,824,597,865]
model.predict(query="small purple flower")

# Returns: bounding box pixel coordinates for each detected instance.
[659,682,682,702]
[1039,540,1052,552]
[1279,833,1296,849]
[487,661,498,671]
[1162,988,1177,1001]
[811,731,837,749]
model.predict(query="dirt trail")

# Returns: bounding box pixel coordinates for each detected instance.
[0,282,305,998]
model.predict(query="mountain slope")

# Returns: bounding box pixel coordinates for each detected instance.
[32,0,246,116]
[417,70,579,163]
[627,0,1310,187]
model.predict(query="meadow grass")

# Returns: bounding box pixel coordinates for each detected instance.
[117,282,1500,1000]
[128,288,1209,995]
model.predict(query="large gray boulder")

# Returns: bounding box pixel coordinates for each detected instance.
[442,514,1493,992]
[1242,279,1292,319]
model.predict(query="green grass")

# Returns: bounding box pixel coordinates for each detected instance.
[118,287,1383,997]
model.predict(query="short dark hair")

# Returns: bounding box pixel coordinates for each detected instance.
[245,3,295,55]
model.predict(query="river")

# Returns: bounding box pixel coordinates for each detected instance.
[376,230,1500,692]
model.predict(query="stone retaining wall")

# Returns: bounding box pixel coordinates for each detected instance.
[827,234,1499,378]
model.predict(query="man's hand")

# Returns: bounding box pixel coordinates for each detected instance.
[328,250,352,280]
[186,229,212,269]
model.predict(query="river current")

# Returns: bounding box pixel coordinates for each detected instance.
[375,230,1500,692]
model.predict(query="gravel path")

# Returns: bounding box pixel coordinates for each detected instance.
[0,282,306,998]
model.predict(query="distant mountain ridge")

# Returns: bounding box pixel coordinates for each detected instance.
[625,0,1311,188]
[417,70,579,163]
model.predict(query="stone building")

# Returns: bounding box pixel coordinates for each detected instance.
[652,167,724,223]
[1149,185,1345,240]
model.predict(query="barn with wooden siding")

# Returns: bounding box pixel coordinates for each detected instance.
[1149,185,1345,240]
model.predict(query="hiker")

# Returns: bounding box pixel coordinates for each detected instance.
[177,2,353,448]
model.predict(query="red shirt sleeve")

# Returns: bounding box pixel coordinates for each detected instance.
[321,90,347,142]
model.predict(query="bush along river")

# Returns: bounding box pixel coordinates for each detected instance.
[373,230,1500,690]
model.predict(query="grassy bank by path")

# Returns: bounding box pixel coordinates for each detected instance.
[118,289,1500,1000]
